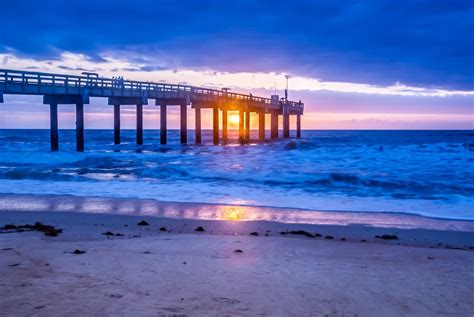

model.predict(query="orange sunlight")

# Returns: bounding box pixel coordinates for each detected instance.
[228,114,240,126]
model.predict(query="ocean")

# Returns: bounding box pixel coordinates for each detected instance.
[0,129,472,221]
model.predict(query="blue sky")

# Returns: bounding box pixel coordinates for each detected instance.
[0,0,473,129]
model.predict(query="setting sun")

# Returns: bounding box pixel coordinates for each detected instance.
[228,114,240,125]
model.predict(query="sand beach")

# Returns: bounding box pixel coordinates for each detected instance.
[1,195,473,316]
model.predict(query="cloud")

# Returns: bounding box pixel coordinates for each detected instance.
[0,0,472,90]
[1,52,472,100]
[1,52,472,130]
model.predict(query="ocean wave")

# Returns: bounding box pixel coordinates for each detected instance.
[1,163,472,200]
[70,156,140,169]
[463,143,474,151]
[0,168,75,181]
[0,135,29,142]
[0,129,472,219]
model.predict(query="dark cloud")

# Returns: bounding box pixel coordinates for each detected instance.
[56,65,89,71]
[1,0,473,89]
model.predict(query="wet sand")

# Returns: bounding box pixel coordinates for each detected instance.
[1,205,473,316]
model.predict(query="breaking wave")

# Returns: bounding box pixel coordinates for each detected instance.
[0,129,472,220]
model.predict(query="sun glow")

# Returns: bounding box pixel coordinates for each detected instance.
[228,114,240,125]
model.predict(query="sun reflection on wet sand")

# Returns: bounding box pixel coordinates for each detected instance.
[220,206,246,221]
[1,193,473,231]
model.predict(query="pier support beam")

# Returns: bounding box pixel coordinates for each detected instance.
[114,105,121,145]
[258,112,265,140]
[239,110,245,143]
[270,112,278,139]
[76,103,84,152]
[180,104,187,144]
[50,104,59,151]
[136,104,143,145]
[195,106,201,144]
[108,97,148,145]
[245,110,250,142]
[44,94,89,152]
[283,113,290,138]
[222,109,228,144]
[213,107,219,145]
[160,105,167,144]
[296,114,301,138]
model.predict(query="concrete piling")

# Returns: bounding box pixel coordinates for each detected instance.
[283,113,290,138]
[213,107,219,145]
[296,114,301,138]
[245,110,250,142]
[136,104,143,145]
[50,104,59,151]
[114,104,120,144]
[258,112,265,140]
[180,104,187,144]
[271,112,278,139]
[239,110,245,143]
[222,109,228,144]
[195,106,201,144]
[160,105,167,145]
[76,103,84,152]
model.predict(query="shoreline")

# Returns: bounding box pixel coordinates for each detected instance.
[1,193,473,232]
[0,193,473,250]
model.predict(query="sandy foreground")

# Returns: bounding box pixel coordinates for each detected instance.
[0,208,473,317]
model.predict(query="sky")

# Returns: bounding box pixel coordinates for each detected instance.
[0,0,473,129]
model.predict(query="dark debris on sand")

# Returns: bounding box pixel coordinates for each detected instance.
[102,231,124,237]
[159,227,168,232]
[289,230,314,238]
[249,232,259,236]
[1,222,62,237]
[72,249,86,255]
[234,249,243,253]
[375,234,399,240]
[281,230,323,238]
[195,226,205,232]
[137,220,149,226]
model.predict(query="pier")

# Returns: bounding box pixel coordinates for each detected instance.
[0,69,304,151]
